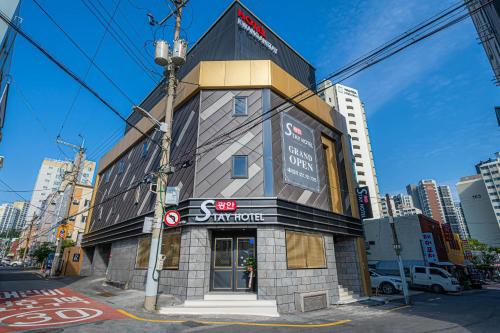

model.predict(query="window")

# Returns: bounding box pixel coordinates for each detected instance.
[82,216,87,224]
[349,121,356,125]
[357,171,365,176]
[429,268,448,278]
[348,113,355,117]
[353,145,361,149]
[351,137,359,141]
[142,141,149,157]
[285,230,326,269]
[415,267,426,274]
[135,237,151,269]
[350,129,358,133]
[346,105,354,110]
[345,98,353,102]
[118,159,125,174]
[356,162,364,167]
[104,170,111,183]
[354,153,362,158]
[358,181,366,185]
[161,231,181,269]
[84,199,90,207]
[232,155,248,178]
[233,96,248,116]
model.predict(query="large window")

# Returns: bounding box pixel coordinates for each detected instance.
[286,230,326,269]
[232,155,248,178]
[135,237,151,269]
[161,231,181,269]
[233,96,248,116]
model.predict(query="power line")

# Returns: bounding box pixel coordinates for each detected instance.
[0,8,163,152]
[166,0,484,169]
[80,0,160,83]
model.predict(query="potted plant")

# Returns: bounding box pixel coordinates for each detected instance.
[246,257,257,289]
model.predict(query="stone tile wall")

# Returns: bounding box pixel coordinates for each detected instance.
[256,226,340,313]
[334,236,362,294]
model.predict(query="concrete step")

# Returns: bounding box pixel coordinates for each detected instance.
[204,293,257,301]
[159,297,279,317]
[183,300,277,307]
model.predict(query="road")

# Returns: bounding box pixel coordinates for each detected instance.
[0,268,499,332]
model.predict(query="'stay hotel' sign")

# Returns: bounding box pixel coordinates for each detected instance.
[356,186,373,219]
[281,114,320,192]
[237,8,278,54]
[195,199,264,222]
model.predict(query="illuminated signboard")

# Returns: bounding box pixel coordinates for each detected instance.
[237,8,278,54]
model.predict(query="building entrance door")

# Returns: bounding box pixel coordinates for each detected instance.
[211,232,256,292]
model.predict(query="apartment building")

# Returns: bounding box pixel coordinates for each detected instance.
[11,200,28,230]
[406,180,445,223]
[457,174,500,247]
[318,82,382,218]
[26,158,95,225]
[0,203,18,234]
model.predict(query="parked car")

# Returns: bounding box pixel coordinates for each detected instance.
[9,260,23,267]
[409,266,461,293]
[0,258,11,267]
[369,270,403,294]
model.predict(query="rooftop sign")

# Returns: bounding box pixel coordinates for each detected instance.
[237,8,278,55]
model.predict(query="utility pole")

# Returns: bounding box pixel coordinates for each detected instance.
[50,137,85,277]
[144,0,185,311]
[386,194,411,305]
[22,215,36,262]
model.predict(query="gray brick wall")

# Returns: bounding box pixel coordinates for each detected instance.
[334,236,362,294]
[256,226,340,313]
[158,226,211,301]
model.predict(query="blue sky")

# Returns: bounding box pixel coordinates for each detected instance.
[0,0,498,204]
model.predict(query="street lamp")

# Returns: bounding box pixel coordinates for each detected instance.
[132,105,168,133]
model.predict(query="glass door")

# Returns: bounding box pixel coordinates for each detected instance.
[211,234,256,292]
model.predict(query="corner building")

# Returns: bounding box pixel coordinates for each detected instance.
[82,1,370,313]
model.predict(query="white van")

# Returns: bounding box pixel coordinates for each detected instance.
[410,266,461,293]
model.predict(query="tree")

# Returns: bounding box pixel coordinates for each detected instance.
[32,243,55,264]
[0,230,21,239]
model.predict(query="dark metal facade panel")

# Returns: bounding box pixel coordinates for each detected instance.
[88,94,201,234]
[270,91,352,215]
[82,197,362,247]
[124,0,317,134]
[195,89,264,198]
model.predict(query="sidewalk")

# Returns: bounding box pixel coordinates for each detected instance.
[55,275,412,324]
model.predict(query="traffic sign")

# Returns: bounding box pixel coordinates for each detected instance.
[56,225,68,239]
[164,210,180,227]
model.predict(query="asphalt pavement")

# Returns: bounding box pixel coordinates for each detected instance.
[0,268,499,332]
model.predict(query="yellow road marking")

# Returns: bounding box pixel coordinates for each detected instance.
[117,309,351,328]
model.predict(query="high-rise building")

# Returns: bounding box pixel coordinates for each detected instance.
[476,152,500,220]
[465,0,500,85]
[12,201,28,230]
[25,158,96,226]
[438,185,462,234]
[0,0,21,142]
[407,180,445,223]
[457,174,500,247]
[380,194,422,218]
[0,203,19,234]
[393,194,414,209]
[318,82,382,218]
[406,184,422,210]
[454,202,469,239]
